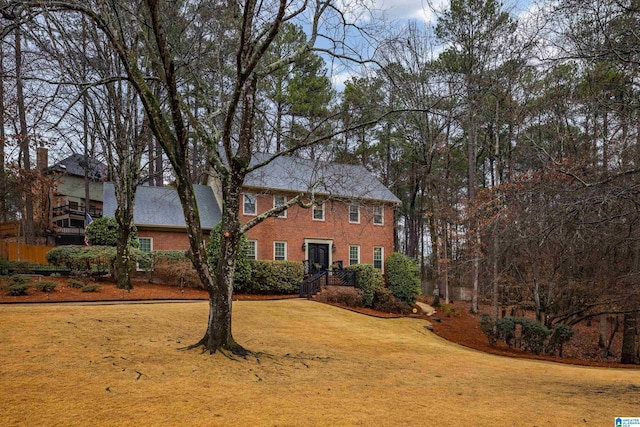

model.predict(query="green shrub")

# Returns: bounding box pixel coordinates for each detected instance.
[546,324,574,357]
[81,284,100,292]
[0,257,9,276]
[6,283,29,296]
[385,252,421,305]
[519,318,551,355]
[9,275,33,286]
[316,286,364,308]
[68,278,85,288]
[34,281,57,292]
[479,314,498,345]
[345,264,384,307]
[152,250,189,264]
[439,303,461,317]
[46,245,147,275]
[207,223,252,290]
[85,216,139,247]
[249,261,304,294]
[8,261,34,274]
[372,287,412,314]
[496,316,517,347]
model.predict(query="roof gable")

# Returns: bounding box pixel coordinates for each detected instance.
[244,153,400,203]
[49,153,109,181]
[103,183,220,229]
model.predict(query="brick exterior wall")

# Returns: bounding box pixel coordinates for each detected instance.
[241,191,396,270]
[137,228,211,251]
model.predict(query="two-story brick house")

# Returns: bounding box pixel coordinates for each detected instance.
[218,153,400,272]
[103,153,400,271]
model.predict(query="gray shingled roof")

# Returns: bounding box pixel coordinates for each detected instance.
[244,153,401,203]
[103,183,220,229]
[49,153,109,181]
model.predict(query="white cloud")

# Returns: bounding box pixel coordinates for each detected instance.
[369,0,448,24]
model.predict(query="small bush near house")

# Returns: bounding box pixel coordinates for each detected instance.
[68,278,85,289]
[85,216,139,247]
[82,284,100,292]
[344,264,384,307]
[249,261,303,294]
[153,260,202,289]
[316,286,364,307]
[9,275,32,286]
[372,287,412,314]
[385,252,421,306]
[34,281,57,292]
[6,283,29,296]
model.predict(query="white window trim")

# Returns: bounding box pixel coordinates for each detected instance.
[349,204,360,224]
[373,246,384,271]
[349,245,360,265]
[274,241,287,261]
[273,195,287,218]
[243,193,257,216]
[247,240,258,260]
[312,201,325,221]
[137,237,153,271]
[373,206,384,226]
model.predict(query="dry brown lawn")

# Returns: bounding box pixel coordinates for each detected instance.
[1,300,638,426]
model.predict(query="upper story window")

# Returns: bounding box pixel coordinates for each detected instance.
[312,200,324,221]
[373,246,384,270]
[273,195,287,218]
[349,204,360,223]
[243,193,257,216]
[247,240,257,260]
[373,206,384,225]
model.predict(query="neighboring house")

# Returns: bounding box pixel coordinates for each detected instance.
[102,183,220,256]
[211,153,401,272]
[41,149,108,245]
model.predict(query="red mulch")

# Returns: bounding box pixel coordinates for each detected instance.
[426,300,638,369]
[0,276,295,303]
[1,277,637,368]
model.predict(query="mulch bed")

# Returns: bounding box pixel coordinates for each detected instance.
[427,300,638,369]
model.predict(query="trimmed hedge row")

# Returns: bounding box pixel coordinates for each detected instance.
[242,260,304,294]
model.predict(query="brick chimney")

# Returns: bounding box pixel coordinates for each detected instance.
[36,147,48,172]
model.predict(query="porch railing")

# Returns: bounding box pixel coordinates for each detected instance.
[299,260,357,298]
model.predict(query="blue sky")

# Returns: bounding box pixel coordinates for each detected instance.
[326,0,536,90]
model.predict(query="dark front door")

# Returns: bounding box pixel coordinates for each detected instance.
[308,243,330,274]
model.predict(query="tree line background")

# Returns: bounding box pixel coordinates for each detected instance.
[0,0,638,361]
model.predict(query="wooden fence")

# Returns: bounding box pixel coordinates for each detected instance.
[0,222,20,238]
[0,241,51,264]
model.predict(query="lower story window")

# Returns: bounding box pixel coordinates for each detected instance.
[373,246,384,270]
[274,241,287,261]
[247,240,257,260]
[138,237,153,270]
[349,245,360,265]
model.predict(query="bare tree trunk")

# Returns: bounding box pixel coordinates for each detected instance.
[621,311,639,364]
[0,40,6,223]
[15,26,35,243]
[598,314,607,349]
